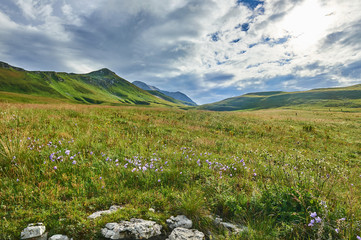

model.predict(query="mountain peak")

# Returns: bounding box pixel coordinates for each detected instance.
[0,61,25,71]
[88,68,115,76]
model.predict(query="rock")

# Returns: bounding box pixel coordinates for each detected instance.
[218,221,248,234]
[167,227,205,240]
[20,223,47,240]
[101,218,162,239]
[88,205,123,219]
[48,234,71,240]
[166,215,193,229]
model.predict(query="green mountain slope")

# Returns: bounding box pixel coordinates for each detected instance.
[199,85,361,111]
[0,61,185,107]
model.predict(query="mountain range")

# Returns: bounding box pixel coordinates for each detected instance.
[1,61,361,111]
[132,81,197,106]
[0,61,189,107]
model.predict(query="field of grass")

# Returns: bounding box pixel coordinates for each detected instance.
[1,103,361,239]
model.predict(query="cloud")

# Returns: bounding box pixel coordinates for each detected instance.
[0,0,360,104]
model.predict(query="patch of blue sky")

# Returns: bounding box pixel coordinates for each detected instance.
[236,0,264,10]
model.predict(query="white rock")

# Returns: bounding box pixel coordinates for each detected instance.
[88,205,123,219]
[48,234,71,240]
[101,218,162,239]
[166,215,192,229]
[219,221,248,234]
[20,223,47,240]
[168,227,205,240]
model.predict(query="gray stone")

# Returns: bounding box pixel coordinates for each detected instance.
[48,234,71,240]
[166,215,192,229]
[20,223,47,240]
[88,205,123,219]
[101,218,162,239]
[219,221,248,234]
[167,227,204,240]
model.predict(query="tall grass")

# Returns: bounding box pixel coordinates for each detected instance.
[0,103,360,239]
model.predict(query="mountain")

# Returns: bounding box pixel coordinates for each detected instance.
[133,81,197,106]
[199,85,361,111]
[0,61,186,107]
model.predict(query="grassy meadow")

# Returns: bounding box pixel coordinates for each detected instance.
[0,103,361,239]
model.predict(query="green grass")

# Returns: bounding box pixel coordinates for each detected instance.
[199,84,361,111]
[0,103,361,239]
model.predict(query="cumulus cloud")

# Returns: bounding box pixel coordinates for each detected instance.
[0,0,360,104]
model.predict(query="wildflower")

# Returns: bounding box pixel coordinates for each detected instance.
[180,172,182,174]
[70,156,74,160]
[13,156,16,160]
[253,173,257,176]
[90,151,93,155]
[53,166,57,170]
[308,219,315,227]
[158,179,161,182]
[310,212,317,218]
[16,178,19,182]
[315,217,322,223]
[72,160,76,165]
[335,229,339,233]
[99,177,102,180]
[340,218,346,221]
[65,150,70,155]
[357,236,361,240]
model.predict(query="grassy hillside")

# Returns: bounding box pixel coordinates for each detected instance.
[0,62,185,107]
[0,103,360,239]
[199,85,361,111]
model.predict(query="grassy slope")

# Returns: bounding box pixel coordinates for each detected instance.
[0,64,185,107]
[199,85,361,111]
[0,103,360,239]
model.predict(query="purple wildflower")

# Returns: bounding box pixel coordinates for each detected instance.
[65,150,70,155]
[340,218,346,221]
[357,236,361,240]
[158,179,161,182]
[315,217,322,223]
[53,166,57,170]
[335,229,339,233]
[16,178,19,182]
[308,219,315,227]
[99,177,102,180]
[72,160,76,165]
[310,212,317,218]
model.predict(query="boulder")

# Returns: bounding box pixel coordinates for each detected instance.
[88,205,123,219]
[166,215,192,229]
[48,234,71,240]
[101,218,162,239]
[167,227,204,240]
[20,223,47,240]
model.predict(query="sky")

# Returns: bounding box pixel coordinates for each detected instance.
[0,0,361,104]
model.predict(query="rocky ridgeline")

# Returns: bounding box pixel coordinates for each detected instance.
[20,206,247,240]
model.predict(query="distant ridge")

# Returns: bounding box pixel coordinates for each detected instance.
[0,61,188,107]
[133,81,197,106]
[199,85,361,111]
